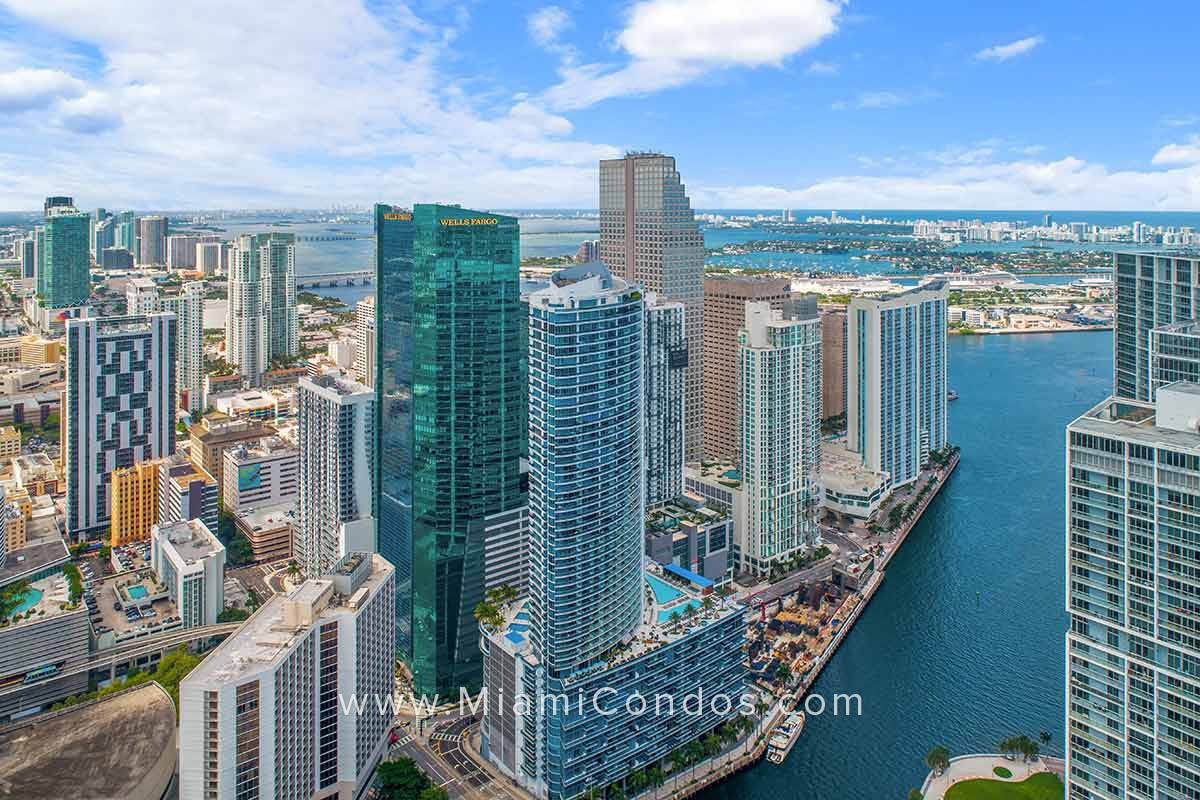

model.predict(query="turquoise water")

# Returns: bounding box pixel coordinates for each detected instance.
[658,600,702,624]
[646,573,686,605]
[11,587,42,615]
[702,330,1111,799]
[126,585,148,599]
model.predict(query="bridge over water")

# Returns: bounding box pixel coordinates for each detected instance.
[296,269,374,288]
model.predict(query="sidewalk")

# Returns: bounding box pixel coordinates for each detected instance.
[921,753,1050,800]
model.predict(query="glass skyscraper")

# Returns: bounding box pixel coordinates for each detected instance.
[375,203,525,697]
[38,198,91,308]
[1114,252,1200,402]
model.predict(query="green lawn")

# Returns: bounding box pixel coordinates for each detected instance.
[993,767,1013,778]
[944,772,1063,800]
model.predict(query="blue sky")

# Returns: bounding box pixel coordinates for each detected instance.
[0,0,1198,210]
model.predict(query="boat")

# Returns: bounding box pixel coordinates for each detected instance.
[767,710,805,764]
[947,390,959,401]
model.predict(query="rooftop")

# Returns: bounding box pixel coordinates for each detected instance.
[227,435,298,461]
[185,554,391,687]
[155,519,224,565]
[0,538,69,589]
[236,502,295,531]
[0,682,176,799]
[160,452,216,488]
[821,441,889,493]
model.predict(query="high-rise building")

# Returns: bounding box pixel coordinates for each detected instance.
[110,461,159,547]
[1113,251,1200,402]
[195,240,228,275]
[821,306,848,421]
[125,277,159,315]
[157,452,219,534]
[19,236,34,280]
[136,216,167,266]
[38,198,91,308]
[227,232,295,385]
[573,239,598,263]
[92,215,115,259]
[375,203,525,697]
[701,276,792,462]
[179,553,395,800]
[737,298,822,574]
[65,313,177,538]
[600,152,705,460]
[481,264,747,800]
[644,291,686,508]
[150,518,225,628]
[162,282,206,414]
[188,414,273,489]
[847,282,948,490]
[353,295,375,388]
[1064,383,1200,800]
[165,233,200,270]
[100,247,134,269]
[296,373,376,578]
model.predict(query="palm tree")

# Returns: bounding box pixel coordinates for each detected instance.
[925,745,950,776]
[999,736,1015,760]
[626,770,647,797]
[776,663,793,687]
[907,791,924,800]
[704,733,721,758]
[754,698,770,738]
[647,765,665,789]
[1039,730,1052,749]
[702,595,715,611]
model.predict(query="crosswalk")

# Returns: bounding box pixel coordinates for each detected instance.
[430,732,462,743]
[390,734,413,749]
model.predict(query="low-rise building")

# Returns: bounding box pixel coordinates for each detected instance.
[179,553,395,800]
[150,518,225,628]
[684,461,748,574]
[644,498,732,583]
[222,436,299,515]
[188,413,273,489]
[1,483,27,552]
[210,387,293,421]
[820,442,889,521]
[12,453,60,496]
[234,503,294,563]
[0,363,61,395]
[18,335,60,366]
[0,681,176,800]
[0,426,18,460]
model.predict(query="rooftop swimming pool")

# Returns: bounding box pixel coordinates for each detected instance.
[645,573,685,605]
[126,585,148,600]
[10,587,42,616]
[657,599,701,623]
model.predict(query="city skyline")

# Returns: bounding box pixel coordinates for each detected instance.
[0,1,1197,211]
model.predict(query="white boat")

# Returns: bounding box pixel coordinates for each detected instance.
[766,710,805,764]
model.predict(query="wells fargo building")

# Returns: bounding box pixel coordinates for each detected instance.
[375,203,526,697]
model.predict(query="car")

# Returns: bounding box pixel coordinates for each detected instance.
[113,602,120,611]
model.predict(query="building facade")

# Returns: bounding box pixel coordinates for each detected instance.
[600,153,705,461]
[296,373,376,578]
[65,313,177,538]
[737,298,822,574]
[179,554,395,800]
[38,199,91,308]
[701,277,792,463]
[227,233,295,385]
[150,518,225,628]
[110,461,159,547]
[136,216,168,266]
[821,306,847,421]
[482,264,747,800]
[1115,252,1200,402]
[222,436,299,515]
[162,282,206,414]
[188,414,272,489]
[354,295,375,388]
[644,292,686,509]
[1065,384,1200,800]
[847,282,948,490]
[375,203,526,697]
[157,452,219,535]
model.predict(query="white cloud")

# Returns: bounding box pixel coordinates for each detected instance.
[0,1,620,208]
[541,0,845,111]
[1152,136,1200,166]
[528,6,571,47]
[806,60,838,75]
[0,67,84,111]
[1164,114,1199,128]
[692,153,1200,211]
[832,90,937,111]
[975,35,1044,62]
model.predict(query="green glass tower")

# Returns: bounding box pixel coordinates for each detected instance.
[39,200,91,308]
[375,203,526,697]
